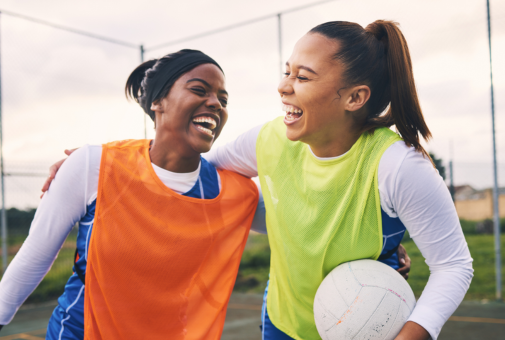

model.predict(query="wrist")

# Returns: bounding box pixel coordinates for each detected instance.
[395,321,431,340]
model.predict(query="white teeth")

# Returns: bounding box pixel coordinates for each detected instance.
[192,116,217,130]
[282,105,302,114]
[195,124,213,136]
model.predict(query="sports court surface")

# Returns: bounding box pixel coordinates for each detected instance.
[0,293,504,339]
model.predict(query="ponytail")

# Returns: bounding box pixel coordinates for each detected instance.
[366,21,431,156]
[125,59,158,108]
[310,20,432,157]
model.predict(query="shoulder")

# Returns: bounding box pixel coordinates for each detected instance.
[65,145,102,206]
[379,140,437,179]
[378,141,438,216]
[257,116,285,139]
[219,169,258,192]
[103,139,146,150]
[68,144,102,173]
[378,141,411,183]
[60,144,101,173]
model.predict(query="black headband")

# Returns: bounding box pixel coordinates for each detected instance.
[145,51,223,115]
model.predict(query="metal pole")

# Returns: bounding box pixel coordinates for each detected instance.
[0,12,8,274]
[449,160,455,202]
[277,13,283,79]
[450,141,455,202]
[486,0,501,301]
[140,45,146,139]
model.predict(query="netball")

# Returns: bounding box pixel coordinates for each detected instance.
[313,260,416,340]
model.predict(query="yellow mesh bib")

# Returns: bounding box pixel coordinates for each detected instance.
[257,117,401,340]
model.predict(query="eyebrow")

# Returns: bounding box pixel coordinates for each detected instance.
[286,62,318,75]
[187,78,228,95]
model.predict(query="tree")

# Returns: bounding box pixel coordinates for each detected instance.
[429,153,446,180]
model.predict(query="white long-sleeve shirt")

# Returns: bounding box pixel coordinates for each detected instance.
[0,145,266,326]
[204,123,474,340]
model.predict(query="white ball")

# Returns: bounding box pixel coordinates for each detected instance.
[313,259,416,340]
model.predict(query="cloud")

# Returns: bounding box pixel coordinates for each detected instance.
[0,0,503,199]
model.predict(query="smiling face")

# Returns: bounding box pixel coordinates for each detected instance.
[151,63,228,155]
[279,33,365,151]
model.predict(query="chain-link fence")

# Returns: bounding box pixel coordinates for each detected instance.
[0,0,504,303]
[0,10,142,302]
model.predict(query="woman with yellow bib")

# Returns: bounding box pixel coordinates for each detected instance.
[205,21,473,340]
[0,49,263,339]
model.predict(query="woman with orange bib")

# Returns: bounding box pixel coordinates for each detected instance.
[0,49,264,339]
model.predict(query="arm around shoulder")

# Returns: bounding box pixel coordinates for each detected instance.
[203,123,264,178]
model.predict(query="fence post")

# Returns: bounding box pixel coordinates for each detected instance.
[486,0,501,301]
[0,11,8,274]
[449,160,455,202]
[277,13,283,80]
[140,45,146,139]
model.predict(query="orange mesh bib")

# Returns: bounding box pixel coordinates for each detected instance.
[84,140,258,340]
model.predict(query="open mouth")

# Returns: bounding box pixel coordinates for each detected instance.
[192,115,218,137]
[282,104,304,123]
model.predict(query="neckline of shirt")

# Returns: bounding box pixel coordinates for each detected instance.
[151,161,201,194]
[307,145,349,161]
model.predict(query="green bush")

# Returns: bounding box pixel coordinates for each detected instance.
[4,208,37,246]
[459,218,505,235]
[234,233,271,293]
[459,219,478,235]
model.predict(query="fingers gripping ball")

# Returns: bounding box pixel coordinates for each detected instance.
[313,260,416,340]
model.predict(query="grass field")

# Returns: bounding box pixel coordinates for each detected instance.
[403,234,505,300]
[236,231,505,301]
[2,221,504,303]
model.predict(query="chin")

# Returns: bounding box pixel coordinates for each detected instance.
[285,128,303,142]
[194,140,214,154]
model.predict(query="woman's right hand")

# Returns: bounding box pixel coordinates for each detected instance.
[40,149,78,197]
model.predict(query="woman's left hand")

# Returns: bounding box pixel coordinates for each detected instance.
[397,244,411,280]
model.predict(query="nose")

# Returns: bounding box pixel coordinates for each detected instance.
[206,93,222,111]
[278,75,294,97]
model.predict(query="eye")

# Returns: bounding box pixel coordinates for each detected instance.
[191,87,206,95]
[219,98,228,107]
[297,76,309,81]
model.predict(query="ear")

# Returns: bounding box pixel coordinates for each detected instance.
[345,85,371,112]
[150,99,163,113]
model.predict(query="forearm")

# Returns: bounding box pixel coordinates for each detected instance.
[407,264,472,339]
[0,190,82,324]
[393,149,473,339]
[396,321,431,340]
[0,234,63,324]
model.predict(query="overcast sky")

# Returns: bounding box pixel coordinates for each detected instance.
[0,0,504,206]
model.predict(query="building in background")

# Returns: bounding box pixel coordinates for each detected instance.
[454,185,505,221]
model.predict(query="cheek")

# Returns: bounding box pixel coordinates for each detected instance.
[302,92,333,125]
[221,110,229,126]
